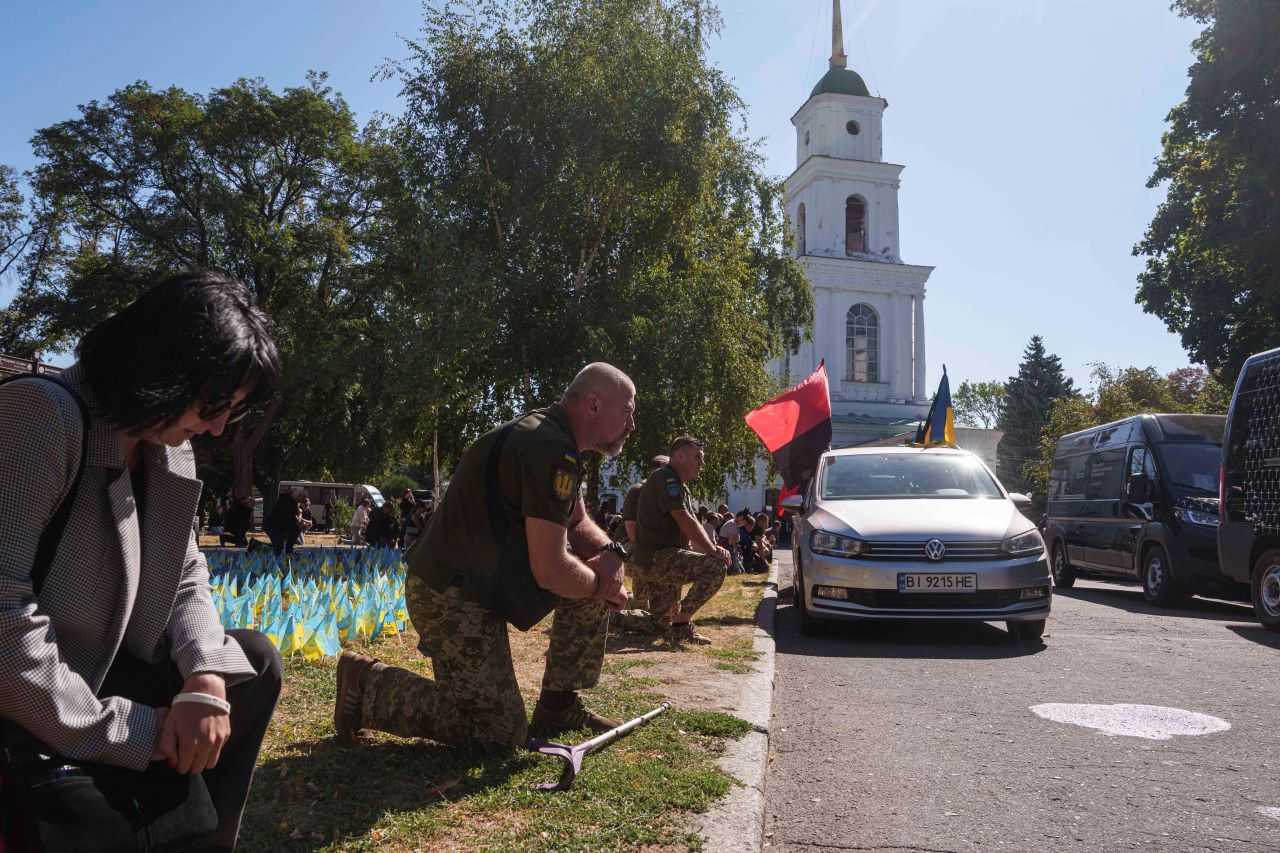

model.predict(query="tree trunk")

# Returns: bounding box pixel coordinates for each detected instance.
[585,454,601,517]
[231,395,284,498]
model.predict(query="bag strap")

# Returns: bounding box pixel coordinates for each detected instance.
[0,375,90,596]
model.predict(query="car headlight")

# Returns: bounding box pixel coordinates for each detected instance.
[1001,529,1044,557]
[810,531,869,558]
[1174,506,1220,527]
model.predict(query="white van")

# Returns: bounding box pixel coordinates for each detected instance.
[276,481,386,530]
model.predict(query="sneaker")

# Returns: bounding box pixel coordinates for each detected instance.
[610,609,660,634]
[670,622,712,646]
[530,695,622,735]
[334,650,380,746]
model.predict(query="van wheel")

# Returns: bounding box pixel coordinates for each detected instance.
[794,561,827,636]
[1051,544,1076,589]
[1250,549,1280,632]
[1142,545,1188,607]
[1007,619,1046,641]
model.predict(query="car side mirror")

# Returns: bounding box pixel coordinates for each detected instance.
[1009,493,1032,510]
[781,495,804,515]
[1126,473,1150,503]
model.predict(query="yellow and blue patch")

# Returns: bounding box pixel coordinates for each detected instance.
[554,469,576,501]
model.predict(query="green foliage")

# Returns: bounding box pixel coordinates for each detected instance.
[953,379,1006,429]
[388,0,813,488]
[380,472,420,501]
[1021,363,1230,499]
[2,74,446,497]
[0,164,28,280]
[996,336,1076,493]
[1134,0,1280,379]
[328,498,355,533]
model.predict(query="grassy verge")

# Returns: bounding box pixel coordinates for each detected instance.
[238,572,769,852]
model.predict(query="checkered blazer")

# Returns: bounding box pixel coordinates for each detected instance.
[0,364,255,770]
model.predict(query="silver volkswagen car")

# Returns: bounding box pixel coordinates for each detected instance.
[787,447,1051,640]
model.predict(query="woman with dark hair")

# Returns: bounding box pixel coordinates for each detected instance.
[0,270,284,851]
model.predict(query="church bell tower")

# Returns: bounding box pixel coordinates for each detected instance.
[785,0,934,445]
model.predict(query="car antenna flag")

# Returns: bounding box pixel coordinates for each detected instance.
[912,365,957,448]
[745,361,833,489]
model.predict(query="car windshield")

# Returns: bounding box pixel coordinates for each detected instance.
[819,453,1004,500]
[1157,442,1221,495]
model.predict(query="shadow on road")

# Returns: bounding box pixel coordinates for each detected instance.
[774,593,1046,660]
[1053,583,1253,622]
[1226,623,1280,649]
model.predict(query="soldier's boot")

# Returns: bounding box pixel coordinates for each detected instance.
[334,650,383,746]
[670,621,713,646]
[530,691,622,735]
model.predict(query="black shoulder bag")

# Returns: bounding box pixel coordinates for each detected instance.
[461,418,562,631]
[0,376,219,852]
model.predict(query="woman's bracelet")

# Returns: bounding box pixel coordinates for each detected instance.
[171,692,232,714]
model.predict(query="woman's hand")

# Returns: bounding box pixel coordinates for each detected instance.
[157,673,232,774]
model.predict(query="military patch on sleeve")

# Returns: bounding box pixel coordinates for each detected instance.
[554,469,576,501]
[561,450,579,467]
[666,483,682,498]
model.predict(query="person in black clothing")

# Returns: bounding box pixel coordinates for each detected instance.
[365,502,399,549]
[399,488,415,543]
[221,496,253,547]
[264,487,304,555]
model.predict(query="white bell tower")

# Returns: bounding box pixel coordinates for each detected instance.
[785,0,934,445]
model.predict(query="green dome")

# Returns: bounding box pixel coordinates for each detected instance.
[810,66,871,98]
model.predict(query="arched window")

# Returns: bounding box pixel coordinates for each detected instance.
[845,195,867,255]
[846,304,879,383]
[796,203,806,256]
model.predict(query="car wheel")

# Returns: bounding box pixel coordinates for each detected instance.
[1050,543,1076,589]
[1142,545,1187,607]
[1006,619,1046,641]
[1250,548,1280,632]
[794,560,826,636]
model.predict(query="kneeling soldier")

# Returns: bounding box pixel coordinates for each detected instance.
[633,436,732,645]
[334,363,635,748]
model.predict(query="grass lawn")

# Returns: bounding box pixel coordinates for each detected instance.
[237,572,769,852]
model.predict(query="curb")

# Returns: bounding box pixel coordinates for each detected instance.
[695,559,780,853]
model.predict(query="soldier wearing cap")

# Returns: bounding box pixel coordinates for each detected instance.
[334,363,636,748]
[632,436,732,645]
[614,453,669,611]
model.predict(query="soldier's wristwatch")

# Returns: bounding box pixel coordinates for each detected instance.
[599,541,628,560]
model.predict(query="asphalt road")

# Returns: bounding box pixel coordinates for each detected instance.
[763,551,1280,852]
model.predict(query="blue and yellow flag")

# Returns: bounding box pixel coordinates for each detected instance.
[914,366,956,448]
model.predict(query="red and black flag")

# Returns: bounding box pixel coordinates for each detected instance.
[745,362,833,490]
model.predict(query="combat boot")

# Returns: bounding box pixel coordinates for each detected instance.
[530,693,622,735]
[670,621,712,646]
[334,650,381,746]
[609,608,660,635]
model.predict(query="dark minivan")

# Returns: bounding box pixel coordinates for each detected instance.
[1220,346,1280,631]
[1044,414,1239,606]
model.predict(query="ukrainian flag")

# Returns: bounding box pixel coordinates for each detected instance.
[914,366,957,448]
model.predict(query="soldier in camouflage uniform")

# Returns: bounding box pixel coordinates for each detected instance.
[334,363,636,749]
[615,454,668,611]
[632,436,732,645]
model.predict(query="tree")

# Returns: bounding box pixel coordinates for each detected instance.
[1022,363,1230,498]
[0,165,29,280]
[1134,0,1280,380]
[996,336,1076,494]
[953,380,1006,429]
[1,75,432,501]
[388,0,813,493]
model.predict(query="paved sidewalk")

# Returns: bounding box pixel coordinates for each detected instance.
[695,551,783,852]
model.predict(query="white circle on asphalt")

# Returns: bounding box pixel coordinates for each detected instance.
[1258,807,1280,823]
[1029,703,1230,740]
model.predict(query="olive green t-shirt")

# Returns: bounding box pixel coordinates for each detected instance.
[633,465,694,567]
[408,405,581,588]
[613,482,643,544]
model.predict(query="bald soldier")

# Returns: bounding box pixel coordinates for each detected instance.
[334,363,636,747]
[633,436,732,645]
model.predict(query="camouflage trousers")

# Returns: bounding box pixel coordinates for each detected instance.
[644,547,727,627]
[626,553,651,611]
[361,575,610,748]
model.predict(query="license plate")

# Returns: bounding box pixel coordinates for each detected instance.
[897,573,977,592]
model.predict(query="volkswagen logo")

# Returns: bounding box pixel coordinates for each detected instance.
[924,539,946,561]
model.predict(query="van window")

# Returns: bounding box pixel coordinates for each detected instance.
[1050,454,1089,501]
[1157,442,1221,496]
[1097,423,1135,448]
[1128,445,1157,482]
[1083,448,1126,501]
[1057,432,1097,456]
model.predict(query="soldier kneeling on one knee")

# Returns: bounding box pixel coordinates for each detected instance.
[631,436,732,646]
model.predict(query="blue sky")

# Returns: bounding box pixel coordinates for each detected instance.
[1,0,1202,393]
